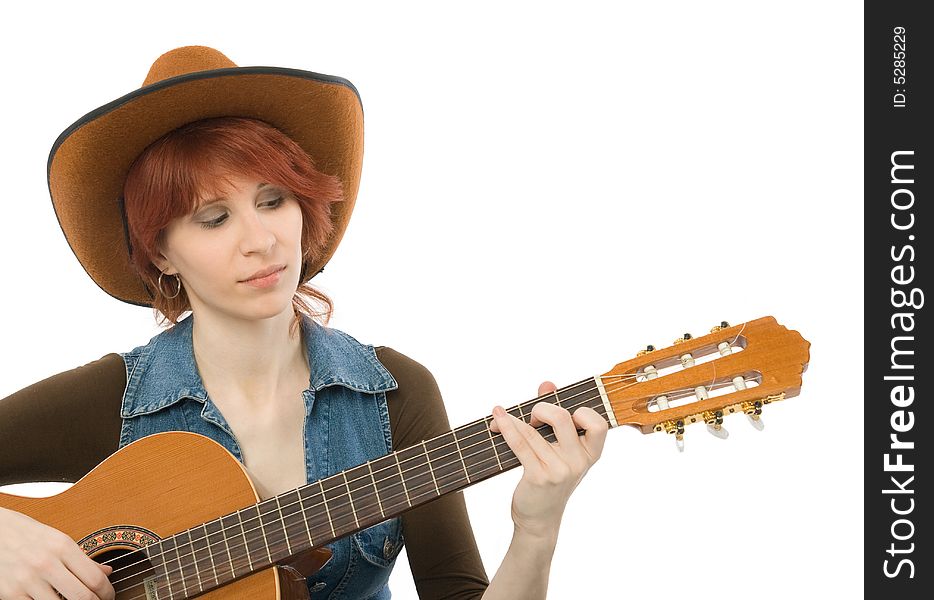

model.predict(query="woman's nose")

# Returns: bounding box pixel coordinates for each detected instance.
[239,211,276,255]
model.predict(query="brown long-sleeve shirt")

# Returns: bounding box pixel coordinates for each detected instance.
[0,346,489,599]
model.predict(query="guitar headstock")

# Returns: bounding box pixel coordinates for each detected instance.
[598,316,810,451]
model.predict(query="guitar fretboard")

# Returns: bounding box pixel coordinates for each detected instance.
[147,376,612,597]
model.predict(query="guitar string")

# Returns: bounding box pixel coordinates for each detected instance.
[117,375,755,598]
[107,329,751,596]
[138,328,748,585]
[108,361,756,595]
[105,326,749,594]
[106,370,654,594]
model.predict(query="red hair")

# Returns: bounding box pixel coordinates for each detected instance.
[122,117,342,331]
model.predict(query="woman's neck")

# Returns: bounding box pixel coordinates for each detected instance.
[189,308,309,409]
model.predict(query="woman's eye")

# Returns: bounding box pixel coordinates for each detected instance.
[197,196,284,229]
[200,214,227,229]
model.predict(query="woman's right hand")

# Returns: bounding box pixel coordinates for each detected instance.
[0,506,114,600]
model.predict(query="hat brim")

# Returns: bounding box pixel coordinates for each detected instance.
[48,66,363,306]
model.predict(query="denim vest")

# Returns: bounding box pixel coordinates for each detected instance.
[118,314,403,599]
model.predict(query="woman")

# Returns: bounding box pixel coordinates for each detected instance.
[0,46,607,599]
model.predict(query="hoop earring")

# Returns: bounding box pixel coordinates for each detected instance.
[157,271,182,299]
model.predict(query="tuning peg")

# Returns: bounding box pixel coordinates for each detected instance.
[743,400,765,431]
[636,344,656,357]
[707,423,730,439]
[704,410,729,439]
[672,332,693,345]
[663,420,686,452]
[709,320,730,333]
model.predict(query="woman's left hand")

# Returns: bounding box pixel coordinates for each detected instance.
[489,381,608,540]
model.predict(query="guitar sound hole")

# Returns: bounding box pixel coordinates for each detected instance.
[93,548,158,600]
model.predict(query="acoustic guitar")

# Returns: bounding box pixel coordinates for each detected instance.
[0,316,810,599]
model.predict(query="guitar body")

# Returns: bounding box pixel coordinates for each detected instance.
[0,431,331,599]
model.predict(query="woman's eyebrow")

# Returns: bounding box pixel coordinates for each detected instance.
[196,182,270,208]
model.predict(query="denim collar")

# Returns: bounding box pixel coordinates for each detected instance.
[121,313,398,417]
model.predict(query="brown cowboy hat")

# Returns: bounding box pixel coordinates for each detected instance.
[47,45,363,306]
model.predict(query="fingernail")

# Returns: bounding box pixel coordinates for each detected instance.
[493,405,504,417]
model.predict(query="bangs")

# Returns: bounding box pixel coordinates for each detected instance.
[131,121,296,220]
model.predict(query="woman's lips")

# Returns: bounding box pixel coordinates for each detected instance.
[240,266,285,288]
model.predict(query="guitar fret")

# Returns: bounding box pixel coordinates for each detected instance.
[345,464,381,528]
[188,531,204,592]
[160,535,181,599]
[388,446,425,505]
[204,517,233,581]
[367,461,385,518]
[394,452,412,507]
[513,403,525,421]
[158,568,176,600]
[240,505,272,566]
[300,484,332,543]
[342,471,360,529]
[279,489,311,552]
[520,397,542,419]
[422,440,440,495]
[318,480,336,538]
[591,376,617,426]
[235,510,255,571]
[295,488,316,547]
[171,533,189,596]
[257,499,287,563]
[219,513,249,576]
[193,524,216,587]
[172,529,200,593]
[371,454,406,514]
[485,416,503,471]
[320,476,356,536]
[454,420,500,482]
[451,429,470,483]
[274,496,292,556]
[423,432,465,493]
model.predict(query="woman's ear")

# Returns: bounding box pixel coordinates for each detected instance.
[152,248,177,276]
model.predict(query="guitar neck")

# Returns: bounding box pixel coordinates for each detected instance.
[157,376,613,594]
[144,316,810,597]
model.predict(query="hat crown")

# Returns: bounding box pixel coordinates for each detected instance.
[142,46,238,87]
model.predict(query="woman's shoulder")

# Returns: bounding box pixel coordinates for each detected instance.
[373,346,439,388]
[0,353,127,485]
[372,346,451,447]
[16,353,127,394]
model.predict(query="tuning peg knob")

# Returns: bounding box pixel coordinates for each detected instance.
[707,423,730,439]
[743,400,765,431]
[672,332,693,345]
[710,320,731,333]
[704,410,729,439]
[663,420,686,452]
[636,344,656,357]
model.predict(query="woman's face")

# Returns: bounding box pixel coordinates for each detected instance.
[156,174,304,323]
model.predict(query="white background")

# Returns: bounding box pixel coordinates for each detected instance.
[0,2,862,598]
